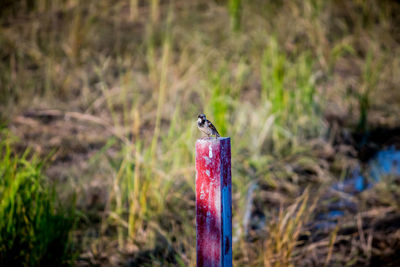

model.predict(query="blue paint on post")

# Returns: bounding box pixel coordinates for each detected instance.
[220,138,232,267]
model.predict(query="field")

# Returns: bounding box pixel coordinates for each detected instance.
[1,0,400,266]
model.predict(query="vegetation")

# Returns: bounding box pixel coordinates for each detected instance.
[0,130,75,266]
[0,0,399,266]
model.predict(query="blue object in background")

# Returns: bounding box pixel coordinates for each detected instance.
[316,147,400,229]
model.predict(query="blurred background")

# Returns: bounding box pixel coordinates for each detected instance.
[1,0,400,266]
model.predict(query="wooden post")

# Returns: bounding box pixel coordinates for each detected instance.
[195,137,232,267]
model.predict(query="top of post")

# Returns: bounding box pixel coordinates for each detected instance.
[196,137,230,145]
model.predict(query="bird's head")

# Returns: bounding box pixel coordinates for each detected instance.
[197,114,206,124]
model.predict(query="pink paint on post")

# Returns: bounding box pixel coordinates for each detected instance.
[196,137,232,267]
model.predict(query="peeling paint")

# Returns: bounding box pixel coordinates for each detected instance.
[203,156,212,165]
[200,183,205,200]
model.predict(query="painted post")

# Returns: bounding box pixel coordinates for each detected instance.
[195,137,232,267]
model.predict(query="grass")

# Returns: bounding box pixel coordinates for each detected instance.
[228,0,242,31]
[0,130,75,266]
[263,188,314,267]
[0,0,400,266]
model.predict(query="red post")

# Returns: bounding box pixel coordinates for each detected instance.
[195,137,232,267]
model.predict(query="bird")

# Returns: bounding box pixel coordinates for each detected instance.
[197,114,220,138]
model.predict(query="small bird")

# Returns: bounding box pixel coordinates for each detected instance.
[197,114,220,138]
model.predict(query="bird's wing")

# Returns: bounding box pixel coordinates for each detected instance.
[207,120,220,136]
